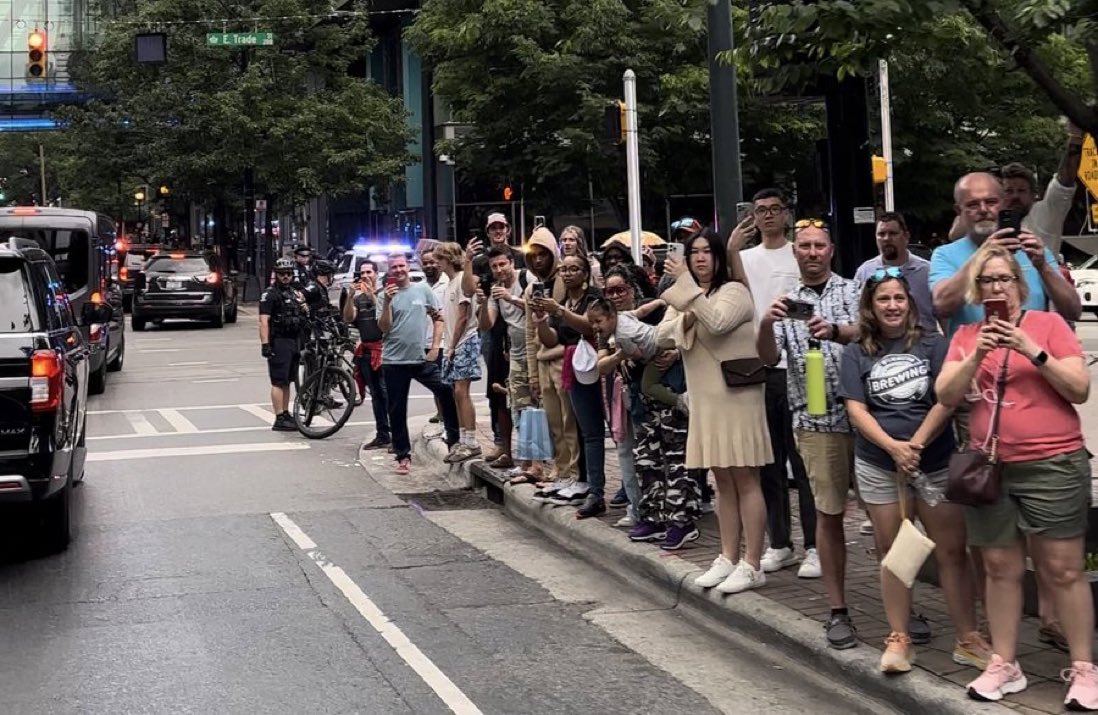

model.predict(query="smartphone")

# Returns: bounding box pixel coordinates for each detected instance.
[531,282,545,299]
[998,208,1023,242]
[667,242,685,261]
[736,202,753,223]
[783,297,815,321]
[984,298,1009,323]
[534,215,546,229]
[385,275,398,289]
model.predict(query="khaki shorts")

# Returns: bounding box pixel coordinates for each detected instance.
[966,448,1092,547]
[795,430,855,516]
[509,357,533,413]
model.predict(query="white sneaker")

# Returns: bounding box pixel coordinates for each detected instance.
[859,519,874,536]
[614,515,637,528]
[716,560,766,594]
[694,554,736,588]
[549,482,589,506]
[532,479,569,503]
[797,548,822,579]
[760,546,797,573]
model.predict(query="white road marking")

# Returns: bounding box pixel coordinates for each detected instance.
[133,337,173,343]
[270,513,483,715]
[158,409,199,433]
[169,361,210,367]
[88,442,308,462]
[123,412,158,435]
[89,402,266,415]
[238,403,275,421]
[191,378,240,384]
[137,348,182,353]
[88,420,374,442]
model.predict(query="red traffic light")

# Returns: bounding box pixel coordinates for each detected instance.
[503,185,513,202]
[26,29,47,79]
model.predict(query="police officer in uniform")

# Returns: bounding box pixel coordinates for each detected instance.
[291,246,315,288]
[260,258,308,431]
[301,259,341,321]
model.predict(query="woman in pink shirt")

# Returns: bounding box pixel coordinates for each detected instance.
[937,244,1094,709]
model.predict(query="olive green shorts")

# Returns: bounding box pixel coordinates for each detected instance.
[966,448,1092,547]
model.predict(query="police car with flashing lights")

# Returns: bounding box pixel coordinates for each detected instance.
[332,243,426,295]
[1070,254,1098,317]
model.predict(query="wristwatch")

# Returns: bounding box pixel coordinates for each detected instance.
[1030,350,1048,367]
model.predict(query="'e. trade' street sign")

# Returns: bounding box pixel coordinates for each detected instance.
[1080,134,1098,199]
[206,32,275,47]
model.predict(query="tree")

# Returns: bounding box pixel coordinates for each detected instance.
[52,0,413,219]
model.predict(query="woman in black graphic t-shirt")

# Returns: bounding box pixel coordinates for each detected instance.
[838,269,988,675]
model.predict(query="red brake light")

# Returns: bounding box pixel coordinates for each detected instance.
[30,350,63,412]
[120,266,128,281]
[170,253,185,259]
[206,272,220,285]
[12,207,39,216]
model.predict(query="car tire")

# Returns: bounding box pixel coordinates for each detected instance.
[212,302,225,328]
[132,315,146,331]
[88,357,107,395]
[108,336,125,372]
[41,479,72,553]
[122,294,133,312]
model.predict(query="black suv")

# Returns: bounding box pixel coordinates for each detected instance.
[0,238,109,551]
[131,251,239,331]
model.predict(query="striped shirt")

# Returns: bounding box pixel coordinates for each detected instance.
[773,274,860,432]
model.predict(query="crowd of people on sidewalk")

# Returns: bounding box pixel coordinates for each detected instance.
[344,124,1098,709]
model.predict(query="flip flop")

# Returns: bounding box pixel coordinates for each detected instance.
[507,473,539,486]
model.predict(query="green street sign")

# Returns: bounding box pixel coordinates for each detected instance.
[206,32,275,47]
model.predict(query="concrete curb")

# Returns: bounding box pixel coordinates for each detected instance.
[410,425,1009,714]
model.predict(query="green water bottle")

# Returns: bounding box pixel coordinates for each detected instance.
[806,339,827,416]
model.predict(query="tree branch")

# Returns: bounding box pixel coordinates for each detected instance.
[960,0,1098,135]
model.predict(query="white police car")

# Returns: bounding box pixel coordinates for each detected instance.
[331,242,425,298]
[1070,254,1098,317]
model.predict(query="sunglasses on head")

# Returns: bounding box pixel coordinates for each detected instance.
[794,219,828,232]
[868,266,905,283]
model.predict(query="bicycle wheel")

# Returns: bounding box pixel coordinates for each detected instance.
[293,366,355,439]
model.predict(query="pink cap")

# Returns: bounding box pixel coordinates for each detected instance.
[486,212,509,228]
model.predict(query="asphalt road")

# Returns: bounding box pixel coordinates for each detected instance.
[0,309,897,714]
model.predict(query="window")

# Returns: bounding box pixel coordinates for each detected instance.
[7,229,91,294]
[144,256,211,274]
[0,260,39,333]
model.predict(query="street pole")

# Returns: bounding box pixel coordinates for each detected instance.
[623,69,643,264]
[38,144,46,205]
[706,0,743,237]
[878,60,895,211]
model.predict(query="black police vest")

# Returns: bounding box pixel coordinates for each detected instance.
[267,285,306,337]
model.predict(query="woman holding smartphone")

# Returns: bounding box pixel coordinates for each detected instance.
[936,244,1095,707]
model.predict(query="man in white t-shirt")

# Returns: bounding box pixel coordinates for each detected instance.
[727,188,818,578]
[433,242,482,463]
[420,249,450,425]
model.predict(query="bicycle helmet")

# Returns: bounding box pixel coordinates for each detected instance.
[274,257,295,273]
[313,259,335,277]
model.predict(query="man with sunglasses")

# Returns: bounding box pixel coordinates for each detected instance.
[930,172,1080,338]
[259,258,309,431]
[729,189,819,580]
[854,212,938,333]
[756,221,861,650]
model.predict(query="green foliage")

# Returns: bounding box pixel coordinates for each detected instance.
[49,0,413,214]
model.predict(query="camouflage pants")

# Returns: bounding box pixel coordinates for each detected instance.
[633,395,699,526]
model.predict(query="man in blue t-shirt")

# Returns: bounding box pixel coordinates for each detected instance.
[378,253,459,474]
[929,172,1080,337]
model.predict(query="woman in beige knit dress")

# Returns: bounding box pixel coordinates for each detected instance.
[658,228,774,594]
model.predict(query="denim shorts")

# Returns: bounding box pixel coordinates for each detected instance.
[442,335,482,384]
[854,458,948,505]
[966,448,1092,547]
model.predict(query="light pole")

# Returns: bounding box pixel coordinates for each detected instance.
[134,190,145,227]
[707,0,743,236]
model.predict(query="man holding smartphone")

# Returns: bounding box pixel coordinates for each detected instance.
[378,253,459,475]
[930,171,1080,338]
[342,260,390,450]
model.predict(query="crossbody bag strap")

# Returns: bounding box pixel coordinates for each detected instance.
[983,310,1023,457]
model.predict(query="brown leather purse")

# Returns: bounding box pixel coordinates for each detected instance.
[720,358,768,387]
[945,352,1009,507]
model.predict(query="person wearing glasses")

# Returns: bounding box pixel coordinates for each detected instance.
[936,244,1095,708]
[728,189,818,579]
[853,212,938,334]
[755,220,861,649]
[839,266,990,674]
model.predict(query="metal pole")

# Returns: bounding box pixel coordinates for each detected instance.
[706,0,743,237]
[588,174,596,245]
[878,60,895,211]
[519,184,526,241]
[623,69,643,264]
[38,144,46,204]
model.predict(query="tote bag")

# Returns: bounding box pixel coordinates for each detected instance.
[515,407,553,462]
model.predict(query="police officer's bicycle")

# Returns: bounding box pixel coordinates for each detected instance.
[293,315,356,439]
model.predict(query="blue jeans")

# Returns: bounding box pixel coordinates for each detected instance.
[355,352,390,440]
[383,361,459,461]
[616,418,640,519]
[569,380,606,498]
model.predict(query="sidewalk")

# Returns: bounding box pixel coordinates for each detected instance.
[413,397,1098,715]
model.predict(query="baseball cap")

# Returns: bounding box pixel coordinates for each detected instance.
[293,245,312,256]
[572,340,600,385]
[486,213,509,229]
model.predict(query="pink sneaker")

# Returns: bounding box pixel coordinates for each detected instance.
[967,654,1028,701]
[395,459,410,476]
[1064,661,1098,711]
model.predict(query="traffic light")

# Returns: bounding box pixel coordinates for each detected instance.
[158,184,170,197]
[502,185,513,202]
[604,100,626,145]
[26,29,47,80]
[871,155,888,185]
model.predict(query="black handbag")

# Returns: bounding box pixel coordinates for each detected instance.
[945,351,1009,507]
[720,357,768,387]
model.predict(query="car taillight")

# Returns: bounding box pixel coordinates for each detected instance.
[89,323,102,342]
[120,266,129,281]
[205,272,220,285]
[30,350,63,412]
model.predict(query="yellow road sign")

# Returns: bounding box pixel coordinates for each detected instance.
[1080,134,1098,198]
